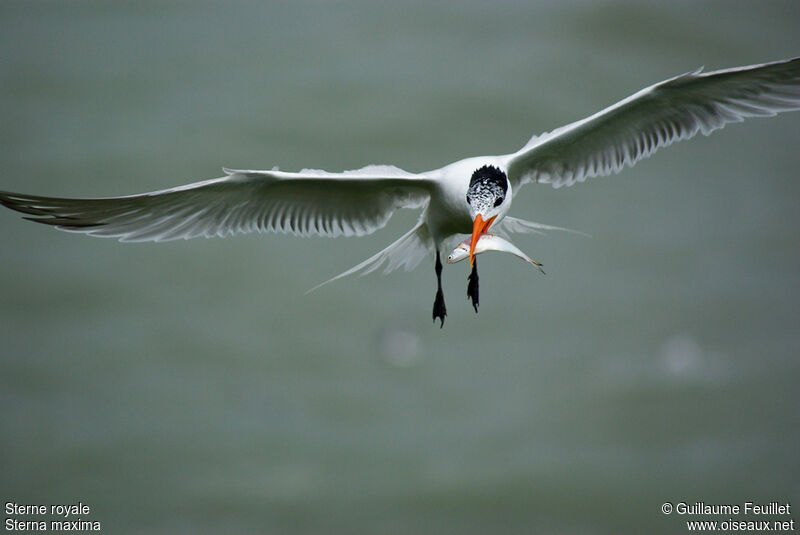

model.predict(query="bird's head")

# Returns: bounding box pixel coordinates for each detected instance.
[466,165,511,266]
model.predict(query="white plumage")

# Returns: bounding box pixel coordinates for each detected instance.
[1,57,798,322]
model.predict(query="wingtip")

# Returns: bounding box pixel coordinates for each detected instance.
[527,259,546,275]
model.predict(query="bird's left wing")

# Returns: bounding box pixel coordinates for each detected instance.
[506,57,800,189]
[0,165,432,242]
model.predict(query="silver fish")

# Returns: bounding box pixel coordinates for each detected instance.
[447,234,544,273]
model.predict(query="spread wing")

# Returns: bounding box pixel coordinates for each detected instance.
[506,57,800,189]
[0,165,432,242]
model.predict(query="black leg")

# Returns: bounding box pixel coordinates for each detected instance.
[432,251,447,328]
[467,257,479,313]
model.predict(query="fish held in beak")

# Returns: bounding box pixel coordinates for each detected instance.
[447,234,545,273]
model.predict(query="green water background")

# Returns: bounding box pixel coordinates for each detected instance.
[1,2,798,533]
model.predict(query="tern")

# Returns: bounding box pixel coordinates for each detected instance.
[1,57,799,327]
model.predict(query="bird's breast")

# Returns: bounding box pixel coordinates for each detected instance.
[425,187,472,240]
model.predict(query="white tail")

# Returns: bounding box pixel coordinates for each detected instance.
[496,216,591,238]
[306,220,433,294]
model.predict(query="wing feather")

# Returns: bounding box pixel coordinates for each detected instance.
[507,57,800,189]
[0,166,432,242]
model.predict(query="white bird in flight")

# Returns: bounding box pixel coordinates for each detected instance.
[1,57,799,326]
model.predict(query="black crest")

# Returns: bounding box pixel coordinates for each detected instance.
[468,165,508,196]
[467,165,508,209]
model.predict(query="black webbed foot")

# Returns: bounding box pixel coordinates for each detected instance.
[432,288,447,328]
[467,259,479,313]
[432,251,447,328]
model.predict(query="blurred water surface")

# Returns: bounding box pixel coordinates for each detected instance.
[1,2,799,533]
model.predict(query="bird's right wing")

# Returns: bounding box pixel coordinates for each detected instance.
[0,165,433,242]
[506,57,800,189]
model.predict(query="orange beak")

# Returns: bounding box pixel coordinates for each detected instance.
[469,214,496,267]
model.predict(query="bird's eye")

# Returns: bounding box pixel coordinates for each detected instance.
[493,196,504,207]
[465,195,471,204]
